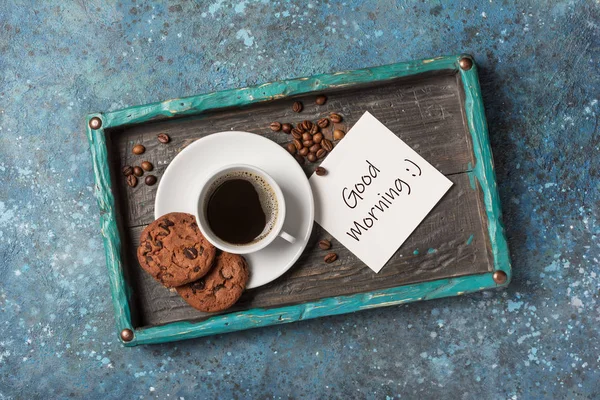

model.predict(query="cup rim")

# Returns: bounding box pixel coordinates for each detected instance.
[195,163,286,254]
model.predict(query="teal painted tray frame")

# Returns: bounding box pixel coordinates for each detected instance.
[87,54,511,346]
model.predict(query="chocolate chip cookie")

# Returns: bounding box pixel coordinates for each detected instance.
[137,212,216,287]
[176,252,249,312]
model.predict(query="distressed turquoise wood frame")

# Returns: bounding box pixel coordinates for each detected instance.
[86,54,511,346]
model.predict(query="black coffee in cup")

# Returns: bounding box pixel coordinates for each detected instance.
[205,172,278,245]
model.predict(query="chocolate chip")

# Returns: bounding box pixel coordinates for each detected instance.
[184,247,198,259]
[158,223,170,233]
[192,279,205,290]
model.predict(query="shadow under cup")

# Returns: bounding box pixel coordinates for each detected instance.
[196,165,285,254]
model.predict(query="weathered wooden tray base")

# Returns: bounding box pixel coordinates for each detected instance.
[104,70,492,328]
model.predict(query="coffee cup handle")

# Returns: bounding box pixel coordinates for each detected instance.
[279,230,296,244]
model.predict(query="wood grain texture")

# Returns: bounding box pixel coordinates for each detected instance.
[126,174,491,327]
[107,72,475,228]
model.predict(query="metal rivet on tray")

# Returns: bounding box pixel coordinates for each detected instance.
[492,270,507,285]
[89,117,102,130]
[459,57,473,71]
[120,328,134,342]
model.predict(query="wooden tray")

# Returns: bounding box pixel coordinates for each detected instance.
[87,54,511,346]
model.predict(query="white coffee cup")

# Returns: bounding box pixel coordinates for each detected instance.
[195,164,296,254]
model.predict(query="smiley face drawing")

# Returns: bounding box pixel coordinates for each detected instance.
[404,159,422,177]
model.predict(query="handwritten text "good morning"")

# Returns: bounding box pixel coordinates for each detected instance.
[343,159,421,241]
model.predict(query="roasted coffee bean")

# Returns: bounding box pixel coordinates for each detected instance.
[321,138,333,152]
[132,144,145,155]
[133,166,144,177]
[301,120,313,131]
[286,143,297,154]
[303,139,314,148]
[295,154,305,165]
[316,149,327,159]
[291,129,303,140]
[302,132,312,141]
[318,238,331,249]
[184,247,198,259]
[310,124,319,135]
[292,101,303,113]
[333,129,346,140]
[307,153,317,163]
[282,123,292,134]
[313,133,323,143]
[122,165,133,176]
[324,252,338,263]
[293,139,303,151]
[309,143,321,153]
[127,175,138,187]
[315,95,327,105]
[315,167,327,176]
[329,113,342,123]
[270,121,282,132]
[157,133,170,144]
[141,161,153,171]
[317,118,329,128]
[145,175,157,186]
[299,147,309,156]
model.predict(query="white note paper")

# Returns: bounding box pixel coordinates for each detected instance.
[309,111,453,273]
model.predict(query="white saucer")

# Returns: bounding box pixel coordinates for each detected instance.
[155,131,314,289]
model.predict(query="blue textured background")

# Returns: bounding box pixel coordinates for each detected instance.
[1,1,599,398]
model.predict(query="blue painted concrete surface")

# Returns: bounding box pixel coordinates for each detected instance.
[0,1,599,398]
